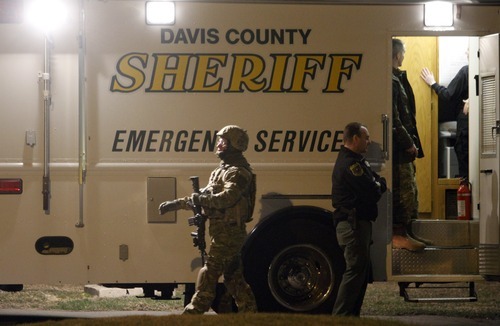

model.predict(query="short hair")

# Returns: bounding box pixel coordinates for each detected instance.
[392,38,405,59]
[343,122,365,143]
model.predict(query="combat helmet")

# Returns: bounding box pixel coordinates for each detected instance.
[217,125,249,152]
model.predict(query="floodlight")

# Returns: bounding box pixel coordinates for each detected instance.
[25,0,67,32]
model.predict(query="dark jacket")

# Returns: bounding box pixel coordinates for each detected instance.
[432,65,469,119]
[331,146,387,221]
[432,65,469,129]
[392,68,424,164]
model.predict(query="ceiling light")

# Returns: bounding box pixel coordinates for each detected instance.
[425,1,454,27]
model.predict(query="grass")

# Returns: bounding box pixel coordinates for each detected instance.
[0,284,182,312]
[363,281,500,319]
[1,281,499,324]
[31,314,408,326]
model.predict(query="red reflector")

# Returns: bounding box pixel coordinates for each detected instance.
[0,179,23,194]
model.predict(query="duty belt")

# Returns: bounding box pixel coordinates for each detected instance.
[334,207,358,230]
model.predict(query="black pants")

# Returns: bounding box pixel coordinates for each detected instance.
[455,114,468,178]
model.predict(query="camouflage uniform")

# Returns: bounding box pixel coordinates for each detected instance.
[159,125,257,314]
[392,68,424,226]
[392,162,418,224]
[183,152,257,314]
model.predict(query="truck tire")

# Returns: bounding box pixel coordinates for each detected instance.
[242,206,344,314]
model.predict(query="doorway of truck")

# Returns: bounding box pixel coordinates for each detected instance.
[389,33,500,298]
[394,36,474,221]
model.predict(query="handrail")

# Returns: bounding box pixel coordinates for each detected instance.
[42,34,53,214]
[76,0,87,228]
[381,114,389,161]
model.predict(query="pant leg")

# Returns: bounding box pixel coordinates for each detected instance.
[223,254,257,313]
[332,220,372,316]
[183,228,227,314]
[393,162,418,226]
[223,225,257,313]
[183,260,223,314]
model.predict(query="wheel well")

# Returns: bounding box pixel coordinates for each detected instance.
[242,205,334,258]
[241,205,343,313]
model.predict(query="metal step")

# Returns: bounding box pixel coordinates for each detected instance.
[411,219,479,247]
[398,281,478,303]
[393,220,479,276]
[392,247,478,275]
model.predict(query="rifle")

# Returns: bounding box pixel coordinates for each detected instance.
[187,176,207,266]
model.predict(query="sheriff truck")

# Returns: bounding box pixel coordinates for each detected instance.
[0,0,499,314]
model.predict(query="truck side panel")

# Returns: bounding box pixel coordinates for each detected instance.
[1,1,499,288]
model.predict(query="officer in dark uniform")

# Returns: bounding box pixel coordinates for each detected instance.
[331,122,387,316]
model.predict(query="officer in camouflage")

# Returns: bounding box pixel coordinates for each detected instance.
[392,38,429,251]
[159,125,257,314]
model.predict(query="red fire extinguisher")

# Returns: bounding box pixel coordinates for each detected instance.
[457,178,472,220]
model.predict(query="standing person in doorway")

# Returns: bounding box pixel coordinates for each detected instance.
[392,38,430,251]
[421,64,469,178]
[331,122,387,316]
[159,125,257,314]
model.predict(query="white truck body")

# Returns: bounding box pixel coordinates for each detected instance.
[0,0,499,312]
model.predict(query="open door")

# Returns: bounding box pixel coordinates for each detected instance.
[478,33,500,280]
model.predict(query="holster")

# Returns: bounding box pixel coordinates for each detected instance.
[335,207,358,230]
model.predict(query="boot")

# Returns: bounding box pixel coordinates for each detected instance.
[408,221,433,246]
[408,231,433,246]
[392,225,425,252]
[182,303,205,315]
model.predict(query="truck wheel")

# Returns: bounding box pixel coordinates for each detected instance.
[267,243,335,312]
[243,215,343,314]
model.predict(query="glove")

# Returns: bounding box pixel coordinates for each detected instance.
[158,200,182,215]
[191,193,208,206]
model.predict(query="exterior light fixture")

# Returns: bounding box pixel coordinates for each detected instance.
[424,1,454,27]
[25,0,67,33]
[146,1,175,25]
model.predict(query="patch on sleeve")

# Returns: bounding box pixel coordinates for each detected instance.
[349,163,364,176]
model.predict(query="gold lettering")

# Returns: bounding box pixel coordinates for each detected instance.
[110,52,363,94]
[289,55,325,92]
[323,54,362,93]
[147,54,191,92]
[265,54,291,92]
[110,53,148,93]
[226,54,266,92]
[191,54,227,92]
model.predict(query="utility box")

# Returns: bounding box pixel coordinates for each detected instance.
[147,177,176,223]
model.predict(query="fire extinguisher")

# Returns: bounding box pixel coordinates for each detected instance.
[457,177,472,220]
